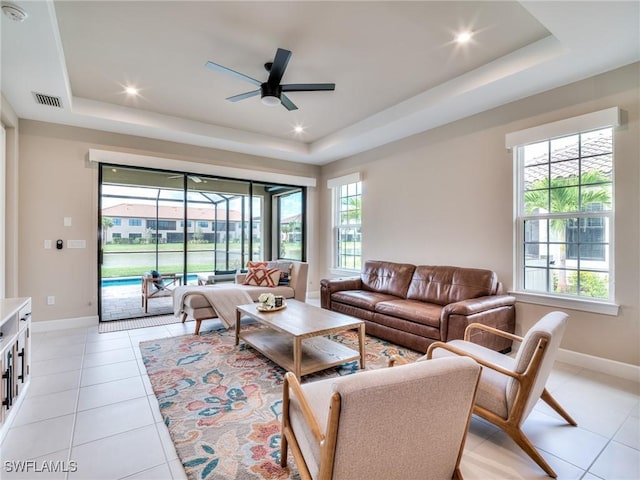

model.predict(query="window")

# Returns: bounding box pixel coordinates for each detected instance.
[198,221,209,228]
[128,218,142,227]
[147,220,176,230]
[329,173,362,271]
[509,108,619,310]
[112,218,121,226]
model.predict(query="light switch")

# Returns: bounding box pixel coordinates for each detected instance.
[44,240,52,249]
[64,217,72,227]
[68,240,86,249]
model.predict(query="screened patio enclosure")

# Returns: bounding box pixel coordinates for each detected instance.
[99,165,305,321]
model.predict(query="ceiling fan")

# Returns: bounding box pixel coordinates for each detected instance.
[205,47,335,111]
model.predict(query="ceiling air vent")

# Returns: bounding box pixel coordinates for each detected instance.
[32,92,63,108]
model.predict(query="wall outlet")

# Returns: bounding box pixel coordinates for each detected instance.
[47,296,55,305]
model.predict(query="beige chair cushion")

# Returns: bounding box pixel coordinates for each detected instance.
[289,357,480,479]
[432,311,568,422]
[431,340,514,419]
[510,311,567,421]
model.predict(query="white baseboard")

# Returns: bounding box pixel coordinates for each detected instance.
[31,315,99,333]
[556,348,640,383]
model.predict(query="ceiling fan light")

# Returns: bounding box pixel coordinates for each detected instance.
[261,95,280,107]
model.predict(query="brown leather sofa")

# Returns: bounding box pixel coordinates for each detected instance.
[320,260,516,353]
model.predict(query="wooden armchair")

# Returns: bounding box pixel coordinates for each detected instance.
[427,311,577,478]
[280,356,481,480]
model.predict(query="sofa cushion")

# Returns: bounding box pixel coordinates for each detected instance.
[243,267,281,287]
[406,266,497,306]
[247,261,268,269]
[374,299,442,328]
[371,313,441,342]
[267,260,293,285]
[331,290,399,310]
[361,261,415,298]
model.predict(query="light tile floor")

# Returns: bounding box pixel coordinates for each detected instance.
[1,317,638,479]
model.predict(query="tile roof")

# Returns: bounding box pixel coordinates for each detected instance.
[102,203,244,221]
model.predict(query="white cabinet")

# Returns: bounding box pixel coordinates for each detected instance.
[0,297,31,443]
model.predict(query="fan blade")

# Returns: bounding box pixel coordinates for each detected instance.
[280,94,298,111]
[267,48,292,87]
[281,83,335,92]
[226,90,261,102]
[205,61,261,86]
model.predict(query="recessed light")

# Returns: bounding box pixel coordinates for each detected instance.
[455,31,473,44]
[2,2,28,22]
[294,125,304,134]
[125,86,139,96]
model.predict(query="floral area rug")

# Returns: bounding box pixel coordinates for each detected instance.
[140,325,421,480]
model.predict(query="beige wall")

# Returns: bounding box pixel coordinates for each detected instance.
[1,94,19,299]
[16,122,319,323]
[11,63,640,366]
[319,63,640,366]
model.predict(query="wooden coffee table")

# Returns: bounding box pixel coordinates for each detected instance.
[235,299,365,380]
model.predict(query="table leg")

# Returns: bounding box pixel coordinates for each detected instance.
[294,337,302,380]
[358,324,366,369]
[235,309,241,346]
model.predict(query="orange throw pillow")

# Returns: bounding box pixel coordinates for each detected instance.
[243,268,281,287]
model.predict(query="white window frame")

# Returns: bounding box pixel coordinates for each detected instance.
[328,173,362,275]
[507,107,620,316]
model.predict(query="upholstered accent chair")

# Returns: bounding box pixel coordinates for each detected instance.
[280,356,481,480]
[428,311,577,478]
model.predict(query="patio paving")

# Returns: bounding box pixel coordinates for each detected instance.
[101,283,177,321]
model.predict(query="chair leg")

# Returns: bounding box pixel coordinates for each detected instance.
[181,313,187,324]
[506,426,557,478]
[194,320,201,335]
[280,431,289,467]
[452,466,463,480]
[541,388,577,426]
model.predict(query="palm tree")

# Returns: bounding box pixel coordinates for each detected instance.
[101,217,114,244]
[341,196,361,223]
[524,171,611,293]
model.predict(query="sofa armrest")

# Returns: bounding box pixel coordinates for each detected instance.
[442,295,516,316]
[441,295,516,351]
[320,277,362,309]
[235,272,247,284]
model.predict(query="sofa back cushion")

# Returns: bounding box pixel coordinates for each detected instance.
[406,266,498,306]
[361,261,415,298]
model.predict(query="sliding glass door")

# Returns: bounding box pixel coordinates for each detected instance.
[100,167,185,320]
[99,164,306,321]
[185,177,254,283]
[276,189,304,261]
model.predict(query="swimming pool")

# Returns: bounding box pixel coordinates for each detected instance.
[102,275,197,287]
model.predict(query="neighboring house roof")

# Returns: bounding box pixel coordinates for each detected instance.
[527,130,613,182]
[282,213,302,224]
[102,203,244,221]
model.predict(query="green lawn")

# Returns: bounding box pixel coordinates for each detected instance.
[101,241,304,277]
[103,242,235,252]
